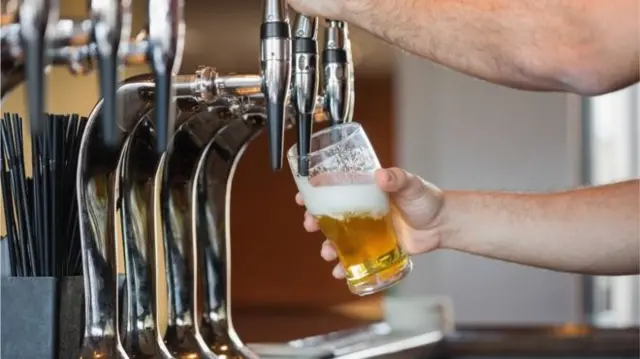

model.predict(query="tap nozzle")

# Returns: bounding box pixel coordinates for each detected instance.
[322,20,349,127]
[91,0,132,149]
[291,14,318,176]
[260,0,291,171]
[147,0,185,155]
[18,0,59,137]
[344,24,355,123]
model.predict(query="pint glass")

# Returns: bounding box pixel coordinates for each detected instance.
[287,123,412,296]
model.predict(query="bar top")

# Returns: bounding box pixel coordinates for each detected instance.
[234,306,640,357]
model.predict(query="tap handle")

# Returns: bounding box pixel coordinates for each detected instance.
[260,0,292,171]
[147,0,185,155]
[322,20,349,127]
[292,13,318,176]
[91,0,132,148]
[18,0,59,137]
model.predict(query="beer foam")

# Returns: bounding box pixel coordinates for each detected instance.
[295,177,390,218]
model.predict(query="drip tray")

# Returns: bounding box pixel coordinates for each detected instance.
[248,322,443,358]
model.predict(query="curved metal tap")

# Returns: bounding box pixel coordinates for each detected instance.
[260,0,292,171]
[77,74,159,359]
[291,13,318,176]
[191,114,262,359]
[90,0,132,148]
[147,0,185,155]
[115,115,160,358]
[18,0,58,136]
[152,109,224,359]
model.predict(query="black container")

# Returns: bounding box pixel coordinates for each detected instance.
[1,276,84,359]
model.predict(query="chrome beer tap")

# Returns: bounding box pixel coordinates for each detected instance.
[18,0,59,136]
[147,0,185,155]
[322,19,350,127]
[291,13,318,176]
[260,0,292,171]
[90,0,132,148]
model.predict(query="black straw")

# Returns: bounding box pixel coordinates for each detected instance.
[0,113,87,278]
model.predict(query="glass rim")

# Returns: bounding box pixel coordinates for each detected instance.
[287,122,363,160]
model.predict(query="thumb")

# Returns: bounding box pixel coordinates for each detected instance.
[374,167,443,227]
[375,167,427,201]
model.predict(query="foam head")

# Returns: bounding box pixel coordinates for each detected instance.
[295,176,389,219]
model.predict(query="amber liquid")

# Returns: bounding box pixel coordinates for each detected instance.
[316,212,410,292]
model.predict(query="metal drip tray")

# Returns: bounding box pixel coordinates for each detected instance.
[249,322,443,358]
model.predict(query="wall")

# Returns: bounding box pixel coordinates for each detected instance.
[392,52,583,324]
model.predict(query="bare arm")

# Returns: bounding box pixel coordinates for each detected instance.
[289,0,640,95]
[441,180,640,275]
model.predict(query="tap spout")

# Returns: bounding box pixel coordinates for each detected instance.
[18,0,59,136]
[322,20,349,127]
[147,0,185,155]
[260,0,291,171]
[291,14,318,176]
[91,0,132,149]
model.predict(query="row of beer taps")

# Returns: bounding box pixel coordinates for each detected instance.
[1,0,356,358]
[1,0,354,174]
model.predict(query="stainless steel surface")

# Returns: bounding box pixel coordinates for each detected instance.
[190,113,264,359]
[249,323,443,358]
[291,13,318,176]
[115,115,159,358]
[91,0,132,147]
[77,76,155,359]
[147,0,185,154]
[18,0,58,135]
[152,109,223,358]
[323,20,350,127]
[260,0,292,171]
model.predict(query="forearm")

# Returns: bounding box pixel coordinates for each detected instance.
[441,180,640,275]
[339,0,639,95]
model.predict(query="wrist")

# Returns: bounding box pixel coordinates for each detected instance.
[436,190,467,250]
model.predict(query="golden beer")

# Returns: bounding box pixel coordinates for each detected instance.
[287,122,412,295]
[300,182,412,295]
[316,211,411,294]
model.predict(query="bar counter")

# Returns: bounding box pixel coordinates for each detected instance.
[233,302,640,358]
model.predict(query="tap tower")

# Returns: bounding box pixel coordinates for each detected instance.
[0,0,355,357]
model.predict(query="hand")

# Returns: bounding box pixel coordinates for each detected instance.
[295,167,446,279]
[286,0,354,21]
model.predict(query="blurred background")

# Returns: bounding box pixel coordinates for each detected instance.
[1,0,638,338]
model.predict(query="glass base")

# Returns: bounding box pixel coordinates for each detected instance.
[347,257,413,296]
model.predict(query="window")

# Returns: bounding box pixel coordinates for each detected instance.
[585,84,639,327]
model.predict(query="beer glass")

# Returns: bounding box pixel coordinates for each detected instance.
[287,123,412,296]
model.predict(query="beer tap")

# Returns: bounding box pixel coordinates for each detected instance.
[147,0,185,155]
[322,20,350,127]
[90,0,132,148]
[18,0,59,137]
[291,13,318,176]
[260,0,292,171]
[344,24,355,123]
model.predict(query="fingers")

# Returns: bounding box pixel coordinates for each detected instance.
[332,264,345,279]
[321,240,344,279]
[303,211,320,232]
[295,192,305,206]
[320,239,337,261]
